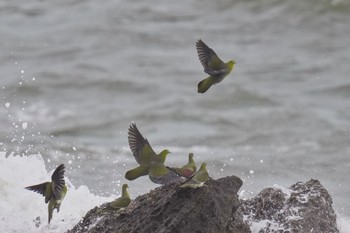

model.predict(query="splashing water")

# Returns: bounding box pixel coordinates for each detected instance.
[0,152,115,233]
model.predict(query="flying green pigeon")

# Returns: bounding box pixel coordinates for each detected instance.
[25,164,67,224]
[110,184,131,210]
[196,39,236,93]
[125,123,182,185]
[167,153,197,178]
[180,163,209,188]
[125,123,155,180]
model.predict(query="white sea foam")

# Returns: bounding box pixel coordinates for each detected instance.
[0,152,115,233]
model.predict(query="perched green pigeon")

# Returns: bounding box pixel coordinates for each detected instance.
[180,163,209,188]
[110,184,131,210]
[125,123,182,185]
[148,151,184,185]
[196,39,236,93]
[25,164,67,224]
[167,153,197,178]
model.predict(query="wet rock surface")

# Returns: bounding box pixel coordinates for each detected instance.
[67,178,338,233]
[241,179,339,233]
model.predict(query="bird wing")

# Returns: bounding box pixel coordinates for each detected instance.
[149,166,183,185]
[51,164,66,199]
[25,182,51,197]
[128,123,156,165]
[111,196,131,209]
[196,39,226,75]
[166,166,194,178]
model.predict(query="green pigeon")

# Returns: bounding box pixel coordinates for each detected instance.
[110,184,131,210]
[125,123,155,180]
[180,163,209,188]
[25,164,67,224]
[196,39,236,93]
[148,151,184,185]
[125,123,182,185]
[167,153,197,178]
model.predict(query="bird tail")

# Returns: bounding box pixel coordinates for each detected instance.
[125,166,149,180]
[197,76,215,93]
[48,201,54,224]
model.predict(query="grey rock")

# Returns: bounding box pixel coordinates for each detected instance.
[67,178,339,233]
[67,176,249,233]
[241,179,339,233]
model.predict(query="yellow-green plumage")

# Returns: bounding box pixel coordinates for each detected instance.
[25,164,67,224]
[126,123,182,185]
[167,153,197,178]
[110,184,131,209]
[180,163,209,189]
[196,39,236,93]
[125,166,149,181]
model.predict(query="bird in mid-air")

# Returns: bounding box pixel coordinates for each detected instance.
[196,39,236,93]
[25,164,67,224]
[110,184,131,210]
[180,162,209,188]
[167,153,197,178]
[125,123,182,185]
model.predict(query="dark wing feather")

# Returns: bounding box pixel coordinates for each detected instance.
[51,164,65,199]
[128,123,155,164]
[196,39,225,75]
[25,182,50,196]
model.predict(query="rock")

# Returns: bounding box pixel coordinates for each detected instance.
[241,179,339,233]
[67,178,339,233]
[67,175,250,233]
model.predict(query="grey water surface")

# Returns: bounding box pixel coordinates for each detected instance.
[1,0,350,217]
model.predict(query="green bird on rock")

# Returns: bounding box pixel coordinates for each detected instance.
[125,123,182,185]
[110,184,131,210]
[25,164,67,224]
[167,153,197,178]
[148,150,184,185]
[196,39,236,93]
[180,162,209,189]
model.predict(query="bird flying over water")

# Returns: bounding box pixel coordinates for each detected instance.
[25,164,67,224]
[167,153,197,178]
[110,184,131,210]
[125,123,182,185]
[180,162,209,188]
[196,39,236,93]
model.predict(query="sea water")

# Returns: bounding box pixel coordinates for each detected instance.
[1,0,350,232]
[1,152,349,232]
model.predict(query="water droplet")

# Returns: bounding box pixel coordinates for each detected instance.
[22,122,28,129]
[5,103,10,108]
[249,170,254,174]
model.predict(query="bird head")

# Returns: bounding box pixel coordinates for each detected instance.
[200,163,207,170]
[227,60,236,68]
[159,149,170,163]
[122,183,130,198]
[188,153,195,163]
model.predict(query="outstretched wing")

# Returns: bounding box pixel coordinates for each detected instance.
[196,39,225,76]
[25,182,50,196]
[128,123,156,165]
[51,164,66,199]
